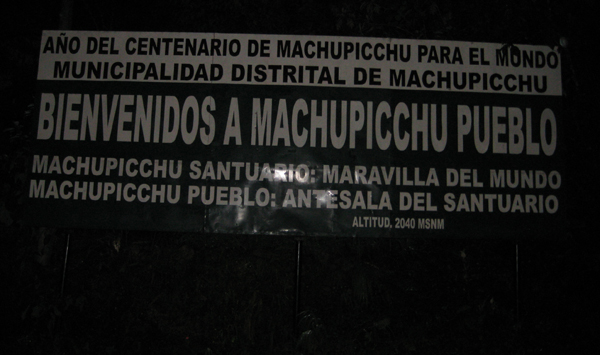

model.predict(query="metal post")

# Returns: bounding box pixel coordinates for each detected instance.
[60,233,71,298]
[293,238,303,335]
[515,242,519,322]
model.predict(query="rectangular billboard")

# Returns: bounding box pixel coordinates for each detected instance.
[26,31,564,237]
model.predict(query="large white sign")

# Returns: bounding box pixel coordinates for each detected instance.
[27,31,564,237]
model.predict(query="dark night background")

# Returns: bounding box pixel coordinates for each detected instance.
[1,0,597,354]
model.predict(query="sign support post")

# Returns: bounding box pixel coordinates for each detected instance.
[294,237,303,335]
[60,233,70,298]
[516,241,520,322]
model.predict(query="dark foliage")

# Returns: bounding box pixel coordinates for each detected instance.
[2,230,597,353]
[1,0,597,353]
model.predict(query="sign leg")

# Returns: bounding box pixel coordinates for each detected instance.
[60,233,71,299]
[293,238,303,335]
